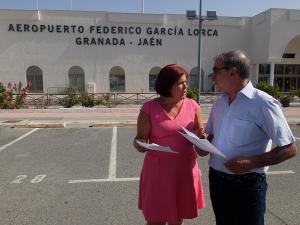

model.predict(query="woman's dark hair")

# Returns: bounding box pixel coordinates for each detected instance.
[155,64,188,97]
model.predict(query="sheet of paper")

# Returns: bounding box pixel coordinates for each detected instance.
[136,140,179,154]
[180,127,227,159]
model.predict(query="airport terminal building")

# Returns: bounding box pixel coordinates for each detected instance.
[1,8,300,93]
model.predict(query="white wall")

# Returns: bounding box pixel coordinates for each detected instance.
[0,8,299,92]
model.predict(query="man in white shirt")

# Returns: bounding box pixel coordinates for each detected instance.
[202,50,297,225]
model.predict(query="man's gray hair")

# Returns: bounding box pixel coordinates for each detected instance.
[215,50,250,79]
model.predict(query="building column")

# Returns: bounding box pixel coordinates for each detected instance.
[269,62,275,86]
[254,64,259,85]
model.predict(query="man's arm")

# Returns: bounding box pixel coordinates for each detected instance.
[224,142,297,174]
[225,97,297,174]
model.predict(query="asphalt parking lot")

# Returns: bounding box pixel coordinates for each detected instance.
[0,126,299,225]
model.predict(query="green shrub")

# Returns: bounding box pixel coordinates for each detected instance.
[290,89,300,98]
[80,91,95,107]
[0,82,5,94]
[187,88,198,102]
[297,89,300,98]
[57,87,79,108]
[95,94,112,107]
[279,95,291,107]
[256,82,280,98]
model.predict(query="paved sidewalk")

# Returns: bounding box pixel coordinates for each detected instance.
[0,103,299,128]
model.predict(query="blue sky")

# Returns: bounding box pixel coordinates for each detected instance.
[0,0,300,16]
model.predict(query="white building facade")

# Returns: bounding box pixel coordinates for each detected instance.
[0,8,300,93]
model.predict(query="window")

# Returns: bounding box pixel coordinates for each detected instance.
[258,77,269,83]
[258,64,270,75]
[26,66,43,93]
[285,65,294,74]
[275,64,300,75]
[275,64,284,75]
[282,53,295,58]
[68,66,85,91]
[294,65,300,74]
[148,67,161,91]
[109,66,125,92]
[275,77,283,91]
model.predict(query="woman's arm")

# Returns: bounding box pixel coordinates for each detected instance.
[133,111,151,153]
[194,108,209,156]
[194,107,206,138]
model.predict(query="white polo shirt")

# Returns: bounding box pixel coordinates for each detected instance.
[204,81,295,174]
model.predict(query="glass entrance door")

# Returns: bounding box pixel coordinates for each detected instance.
[275,77,283,91]
[275,76,297,91]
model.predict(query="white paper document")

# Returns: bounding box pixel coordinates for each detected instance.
[136,140,179,154]
[179,127,227,159]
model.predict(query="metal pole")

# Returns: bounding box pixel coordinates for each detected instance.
[37,0,39,10]
[71,0,73,10]
[142,0,144,13]
[197,0,203,103]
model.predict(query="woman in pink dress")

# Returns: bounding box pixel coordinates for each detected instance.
[133,64,206,225]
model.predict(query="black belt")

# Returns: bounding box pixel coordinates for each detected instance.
[210,167,265,183]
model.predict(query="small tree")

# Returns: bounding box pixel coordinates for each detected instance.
[14,81,29,108]
[0,81,29,109]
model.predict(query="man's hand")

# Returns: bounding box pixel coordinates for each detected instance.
[225,143,297,174]
[194,128,207,139]
[224,156,254,174]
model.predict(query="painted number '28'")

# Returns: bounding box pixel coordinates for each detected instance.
[10,175,47,184]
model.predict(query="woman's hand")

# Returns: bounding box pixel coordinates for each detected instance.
[133,138,147,153]
[194,146,209,156]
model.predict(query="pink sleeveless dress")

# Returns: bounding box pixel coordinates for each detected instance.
[138,98,205,224]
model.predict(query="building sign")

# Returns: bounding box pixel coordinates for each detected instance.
[7,23,219,47]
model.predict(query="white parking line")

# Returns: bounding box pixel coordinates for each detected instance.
[108,127,117,179]
[0,128,39,152]
[295,137,300,140]
[69,126,296,184]
[69,127,141,184]
[69,177,139,183]
[69,170,296,183]
[266,170,295,175]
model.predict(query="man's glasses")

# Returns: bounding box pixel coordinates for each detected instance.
[213,67,226,73]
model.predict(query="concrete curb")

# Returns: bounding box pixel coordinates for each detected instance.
[13,121,66,128]
[286,119,300,125]
[0,108,141,113]
[0,123,15,128]
[0,119,299,128]
[91,120,137,128]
